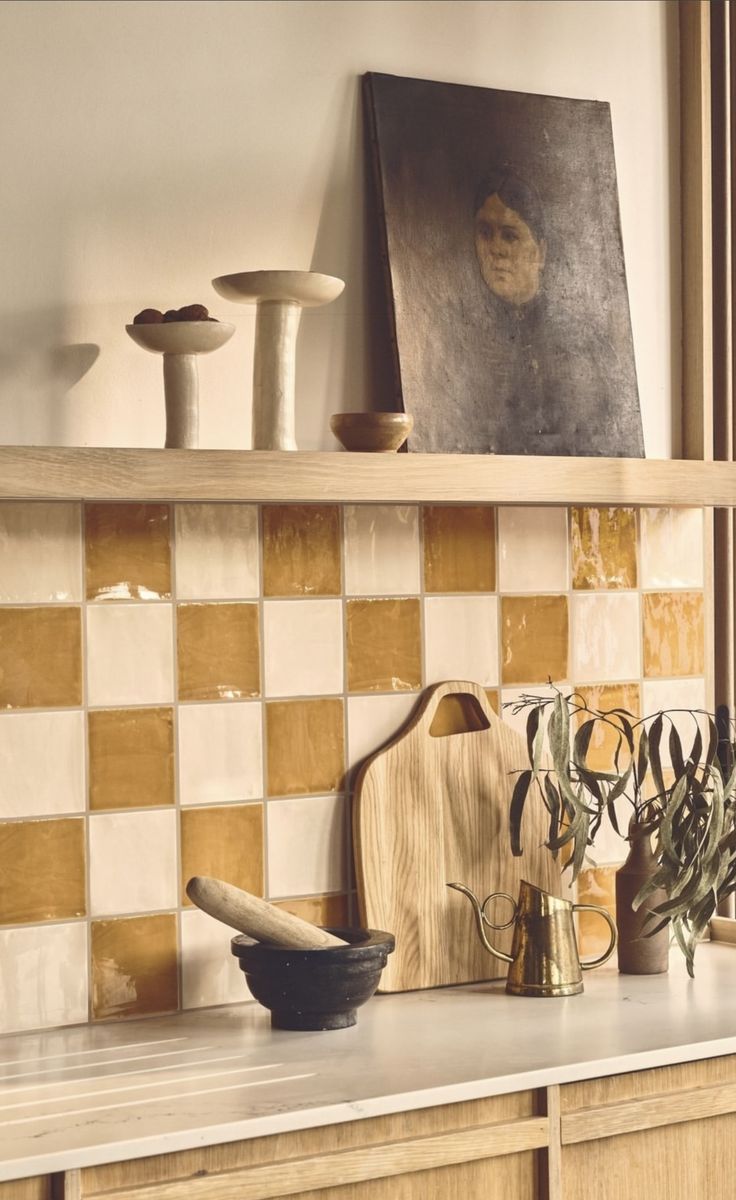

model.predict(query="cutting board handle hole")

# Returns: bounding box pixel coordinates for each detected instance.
[429,693,491,737]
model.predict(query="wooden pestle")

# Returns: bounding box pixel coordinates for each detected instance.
[185,876,348,949]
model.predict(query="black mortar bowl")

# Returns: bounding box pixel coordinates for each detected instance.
[231,927,395,1031]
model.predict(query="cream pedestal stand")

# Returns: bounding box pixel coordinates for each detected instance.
[126,321,235,448]
[212,270,344,450]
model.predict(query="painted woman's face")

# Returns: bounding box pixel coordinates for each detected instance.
[474,193,546,306]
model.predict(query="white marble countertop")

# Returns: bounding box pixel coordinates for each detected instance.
[3,944,736,1183]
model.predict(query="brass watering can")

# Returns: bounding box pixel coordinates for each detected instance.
[448,879,617,997]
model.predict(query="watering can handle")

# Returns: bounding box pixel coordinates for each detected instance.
[573,903,618,970]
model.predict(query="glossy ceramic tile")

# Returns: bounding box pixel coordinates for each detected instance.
[0,922,88,1033]
[346,598,422,692]
[423,506,495,593]
[576,866,618,958]
[274,894,351,927]
[642,678,708,768]
[573,684,641,772]
[180,907,250,1010]
[346,694,418,773]
[180,803,264,904]
[501,595,569,685]
[85,503,171,601]
[177,602,260,701]
[0,606,82,709]
[263,599,343,697]
[86,604,174,707]
[424,596,499,686]
[640,508,704,589]
[0,502,82,602]
[0,711,85,818]
[88,707,174,810]
[91,914,178,1020]
[266,699,345,797]
[643,591,705,678]
[497,507,568,593]
[344,505,420,596]
[267,795,347,898]
[571,507,637,590]
[0,818,86,924]
[262,504,341,596]
[175,503,259,600]
[570,593,641,683]
[89,810,178,916]
[178,701,262,806]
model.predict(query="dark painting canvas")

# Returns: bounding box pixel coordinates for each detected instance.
[365,72,645,457]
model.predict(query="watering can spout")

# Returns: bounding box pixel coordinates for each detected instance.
[447,882,514,964]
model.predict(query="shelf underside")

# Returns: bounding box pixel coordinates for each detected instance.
[0,447,734,506]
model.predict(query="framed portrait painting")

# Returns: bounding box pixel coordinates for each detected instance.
[364,72,645,457]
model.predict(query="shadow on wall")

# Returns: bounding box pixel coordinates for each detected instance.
[0,316,99,445]
[302,74,396,451]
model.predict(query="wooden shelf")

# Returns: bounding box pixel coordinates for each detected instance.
[0,446,734,506]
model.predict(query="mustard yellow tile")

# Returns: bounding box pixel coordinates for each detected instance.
[0,818,85,923]
[423,506,495,592]
[262,505,341,596]
[0,607,82,709]
[574,684,641,772]
[571,507,637,590]
[180,803,264,904]
[346,598,422,692]
[274,894,351,928]
[88,708,174,810]
[643,591,705,678]
[91,914,178,1019]
[501,596,569,685]
[85,503,171,601]
[428,689,498,737]
[266,699,345,797]
[576,865,617,960]
[177,602,260,701]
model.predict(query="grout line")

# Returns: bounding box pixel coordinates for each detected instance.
[258,503,270,903]
[170,502,185,1016]
[80,502,93,1023]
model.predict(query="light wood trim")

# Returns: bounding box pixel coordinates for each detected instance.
[710,914,736,943]
[680,0,713,462]
[92,1118,548,1200]
[561,1080,736,1145]
[61,1173,81,1200]
[0,1178,51,1200]
[1,447,736,506]
[541,1085,562,1200]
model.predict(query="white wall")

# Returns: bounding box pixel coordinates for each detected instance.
[0,0,678,455]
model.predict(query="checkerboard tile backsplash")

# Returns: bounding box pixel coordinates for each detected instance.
[0,501,706,1031]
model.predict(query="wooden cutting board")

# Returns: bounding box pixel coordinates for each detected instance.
[353,680,563,992]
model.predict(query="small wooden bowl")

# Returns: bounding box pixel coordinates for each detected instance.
[330,412,413,452]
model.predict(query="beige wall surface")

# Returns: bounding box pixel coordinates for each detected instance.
[0,0,678,454]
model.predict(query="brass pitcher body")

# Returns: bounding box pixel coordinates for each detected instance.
[449,879,617,997]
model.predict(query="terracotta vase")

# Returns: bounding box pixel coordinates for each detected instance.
[615,825,670,974]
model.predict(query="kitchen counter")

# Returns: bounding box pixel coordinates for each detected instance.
[3,943,736,1184]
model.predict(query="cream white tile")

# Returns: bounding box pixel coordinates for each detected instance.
[175,503,259,599]
[344,505,420,596]
[179,701,262,805]
[498,507,568,593]
[263,599,343,697]
[570,593,641,683]
[0,711,85,818]
[0,501,82,602]
[180,907,252,1009]
[86,604,174,706]
[642,678,709,768]
[347,694,418,772]
[0,922,88,1033]
[641,508,704,589]
[89,810,177,916]
[424,595,499,686]
[267,794,347,898]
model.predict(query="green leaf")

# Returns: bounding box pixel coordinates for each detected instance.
[648,714,666,803]
[509,769,533,857]
[669,722,686,777]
